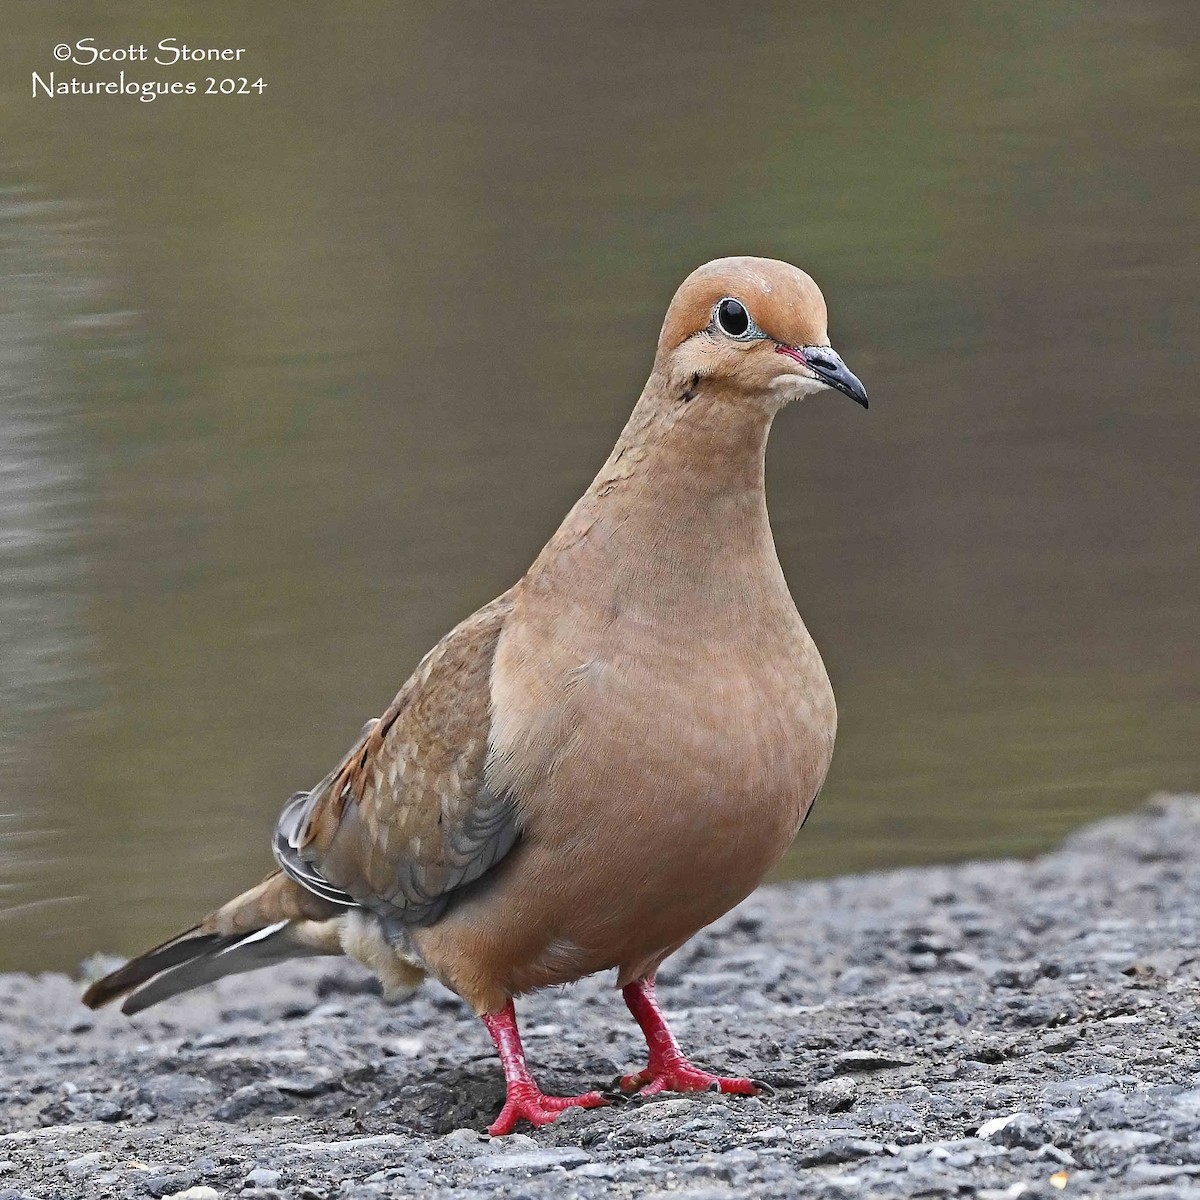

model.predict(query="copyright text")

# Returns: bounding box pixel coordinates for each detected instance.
[52,38,246,65]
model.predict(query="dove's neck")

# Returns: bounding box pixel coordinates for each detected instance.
[531,379,789,608]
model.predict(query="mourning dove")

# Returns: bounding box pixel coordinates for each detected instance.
[84,257,868,1134]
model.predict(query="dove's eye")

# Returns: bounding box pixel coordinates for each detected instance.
[714,297,752,339]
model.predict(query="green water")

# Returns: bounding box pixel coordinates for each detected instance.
[0,2,1195,971]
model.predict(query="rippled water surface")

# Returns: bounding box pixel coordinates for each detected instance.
[1,3,1196,970]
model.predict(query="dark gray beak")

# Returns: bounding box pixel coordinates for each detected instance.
[802,345,869,409]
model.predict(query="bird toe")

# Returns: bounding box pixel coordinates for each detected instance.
[621,1059,760,1098]
[487,1084,607,1136]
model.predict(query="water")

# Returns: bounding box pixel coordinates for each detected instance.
[1,2,1196,972]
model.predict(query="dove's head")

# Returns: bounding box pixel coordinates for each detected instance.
[655,257,867,412]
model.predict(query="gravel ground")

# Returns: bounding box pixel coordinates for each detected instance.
[3,794,1200,1199]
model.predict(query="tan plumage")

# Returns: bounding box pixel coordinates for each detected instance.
[84,257,868,1133]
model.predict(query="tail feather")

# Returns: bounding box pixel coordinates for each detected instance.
[82,926,233,1009]
[118,921,327,1015]
[83,870,350,1014]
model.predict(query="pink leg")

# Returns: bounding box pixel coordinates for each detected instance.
[482,999,607,1136]
[620,974,760,1097]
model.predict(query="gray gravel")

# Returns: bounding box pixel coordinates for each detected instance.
[3,794,1200,1199]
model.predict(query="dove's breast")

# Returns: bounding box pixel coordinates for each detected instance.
[412,570,836,1013]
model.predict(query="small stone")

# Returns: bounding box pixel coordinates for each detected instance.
[907,927,962,954]
[652,1097,698,1117]
[977,1185,1032,1200]
[438,1128,488,1151]
[810,1075,857,1113]
[139,1074,217,1115]
[966,1035,1013,1063]
[270,1067,335,1096]
[719,1148,759,1167]
[1037,1144,1076,1166]
[215,1083,291,1121]
[976,1113,1048,1150]
[983,960,1043,988]
[162,1190,220,1200]
[979,1113,1026,1139]
[862,1100,924,1129]
[797,1137,885,1166]
[1081,1129,1164,1152]
[572,1162,623,1179]
[1043,1074,1125,1102]
[304,1000,349,1020]
[389,1037,425,1057]
[484,1132,539,1152]
[144,1176,197,1199]
[833,1050,914,1073]
[243,1167,281,1189]
[751,1125,788,1142]
[91,1097,126,1122]
[1125,1162,1200,1183]
[64,1152,111,1178]
[39,1090,125,1126]
[833,966,877,995]
[898,1137,995,1162]
[477,1147,592,1173]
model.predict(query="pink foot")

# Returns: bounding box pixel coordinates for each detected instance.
[487,1082,607,1136]
[620,1060,759,1098]
[481,999,607,1136]
[620,975,761,1100]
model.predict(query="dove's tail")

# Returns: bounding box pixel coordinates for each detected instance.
[82,872,347,1015]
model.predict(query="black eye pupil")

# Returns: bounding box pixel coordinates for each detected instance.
[717,298,750,337]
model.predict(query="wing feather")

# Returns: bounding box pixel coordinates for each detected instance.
[273,593,518,928]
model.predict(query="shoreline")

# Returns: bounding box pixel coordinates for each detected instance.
[2,794,1198,1198]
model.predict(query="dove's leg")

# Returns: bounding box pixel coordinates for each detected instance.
[619,974,760,1096]
[482,1000,607,1135]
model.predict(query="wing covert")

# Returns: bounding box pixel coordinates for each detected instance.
[273,592,518,926]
